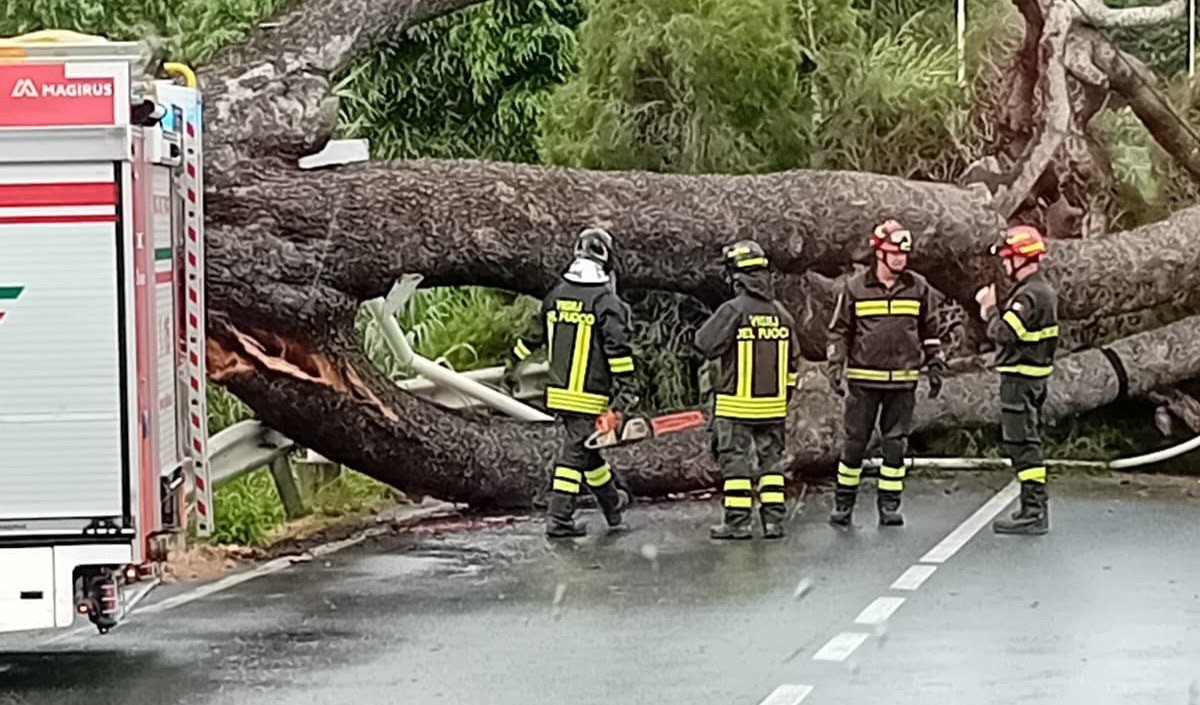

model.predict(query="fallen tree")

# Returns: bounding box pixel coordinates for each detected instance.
[196,0,1200,507]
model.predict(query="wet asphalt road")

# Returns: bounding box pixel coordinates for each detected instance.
[3,473,1199,705]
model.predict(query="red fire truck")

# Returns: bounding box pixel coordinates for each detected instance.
[0,31,211,634]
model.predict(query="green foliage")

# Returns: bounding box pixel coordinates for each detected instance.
[540,0,811,173]
[626,292,709,411]
[540,0,1009,180]
[0,0,281,64]
[337,0,582,162]
[207,385,251,435]
[358,287,538,378]
[306,469,396,517]
[211,468,283,545]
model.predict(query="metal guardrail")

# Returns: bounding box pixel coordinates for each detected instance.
[203,363,550,490]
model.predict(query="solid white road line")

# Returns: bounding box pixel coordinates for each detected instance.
[139,555,298,615]
[758,684,814,705]
[919,480,1019,564]
[812,631,870,662]
[853,596,906,626]
[890,564,938,591]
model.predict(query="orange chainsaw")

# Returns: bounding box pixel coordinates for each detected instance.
[583,409,707,450]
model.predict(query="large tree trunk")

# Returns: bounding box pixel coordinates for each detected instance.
[194,0,1200,509]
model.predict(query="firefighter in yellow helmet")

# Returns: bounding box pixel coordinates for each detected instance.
[694,241,801,540]
[977,225,1058,535]
[508,227,636,538]
[825,220,944,527]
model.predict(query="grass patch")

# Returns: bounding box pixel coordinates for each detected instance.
[210,465,398,546]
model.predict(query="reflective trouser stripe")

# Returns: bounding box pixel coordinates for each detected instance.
[724,477,753,509]
[758,474,785,489]
[758,472,785,504]
[513,339,531,360]
[585,464,613,487]
[1017,466,1047,483]
[837,462,862,487]
[879,464,905,492]
[608,356,634,374]
[553,479,580,493]
[759,491,785,504]
[554,467,582,494]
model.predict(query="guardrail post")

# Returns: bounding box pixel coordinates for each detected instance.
[268,454,308,520]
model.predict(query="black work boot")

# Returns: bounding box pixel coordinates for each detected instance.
[992,482,1049,535]
[546,493,586,538]
[877,490,904,527]
[710,509,753,540]
[596,483,630,533]
[829,487,857,527]
[760,505,786,539]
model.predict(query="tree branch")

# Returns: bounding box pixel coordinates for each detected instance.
[198,0,486,179]
[1072,0,1185,27]
[995,0,1078,217]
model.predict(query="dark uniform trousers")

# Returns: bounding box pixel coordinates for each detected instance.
[1000,376,1048,484]
[714,418,787,527]
[549,414,623,517]
[836,385,915,493]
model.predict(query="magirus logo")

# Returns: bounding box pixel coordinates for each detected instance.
[0,285,23,325]
[9,77,113,99]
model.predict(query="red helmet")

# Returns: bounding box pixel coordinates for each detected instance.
[871,220,914,254]
[990,225,1047,260]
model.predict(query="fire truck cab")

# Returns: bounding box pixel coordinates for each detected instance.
[0,31,211,634]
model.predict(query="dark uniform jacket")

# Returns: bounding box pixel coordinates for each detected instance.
[514,278,634,416]
[828,267,939,389]
[985,270,1058,378]
[694,271,801,423]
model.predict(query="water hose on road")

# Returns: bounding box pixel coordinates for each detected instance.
[865,431,1200,473]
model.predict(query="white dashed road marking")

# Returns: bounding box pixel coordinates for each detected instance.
[890,564,938,591]
[757,684,814,705]
[853,596,906,626]
[812,631,871,662]
[920,480,1019,564]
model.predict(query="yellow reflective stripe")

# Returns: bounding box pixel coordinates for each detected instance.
[787,372,799,386]
[546,387,608,414]
[759,492,785,504]
[714,396,787,419]
[854,299,921,317]
[880,465,906,479]
[737,257,768,268]
[554,467,583,482]
[736,340,753,398]
[724,478,753,491]
[608,356,634,374]
[1003,310,1058,342]
[758,474,785,489]
[997,364,1053,378]
[585,465,613,486]
[724,496,753,509]
[725,246,749,258]
[846,368,919,382]
[553,479,581,494]
[513,339,531,360]
[568,318,593,392]
[837,462,861,487]
[1017,466,1047,483]
[854,301,890,317]
[777,339,788,397]
[878,479,904,492]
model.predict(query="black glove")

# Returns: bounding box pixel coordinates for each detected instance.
[500,358,521,393]
[824,363,846,397]
[926,354,947,400]
[609,378,641,414]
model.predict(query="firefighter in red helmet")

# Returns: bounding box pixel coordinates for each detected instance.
[977,225,1058,535]
[826,220,944,527]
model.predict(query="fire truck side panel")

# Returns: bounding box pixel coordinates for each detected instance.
[0,162,131,525]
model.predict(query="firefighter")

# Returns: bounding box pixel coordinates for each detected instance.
[694,240,801,540]
[825,220,944,527]
[977,225,1057,535]
[508,227,637,538]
